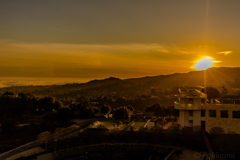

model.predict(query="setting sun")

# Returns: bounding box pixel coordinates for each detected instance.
[193,57,217,71]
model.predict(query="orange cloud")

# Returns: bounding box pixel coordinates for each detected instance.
[217,51,232,55]
[0,41,205,78]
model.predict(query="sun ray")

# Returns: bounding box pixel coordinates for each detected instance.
[208,68,234,86]
[184,71,203,86]
[206,68,221,86]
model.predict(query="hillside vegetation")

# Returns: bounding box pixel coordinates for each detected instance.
[0,67,239,99]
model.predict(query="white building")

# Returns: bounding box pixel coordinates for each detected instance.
[174,86,240,133]
[174,86,207,131]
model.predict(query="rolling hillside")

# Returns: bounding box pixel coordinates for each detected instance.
[1,67,240,97]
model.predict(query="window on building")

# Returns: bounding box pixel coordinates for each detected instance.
[189,98,193,104]
[235,100,240,104]
[233,111,240,118]
[221,110,228,118]
[189,120,193,123]
[201,98,206,104]
[209,110,216,117]
[189,110,193,116]
[201,110,205,117]
[222,99,234,104]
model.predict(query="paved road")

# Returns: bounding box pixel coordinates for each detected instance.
[0,118,101,160]
[6,146,45,160]
[0,140,40,160]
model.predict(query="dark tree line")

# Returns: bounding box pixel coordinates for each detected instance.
[145,103,179,118]
[113,106,132,120]
[0,92,66,123]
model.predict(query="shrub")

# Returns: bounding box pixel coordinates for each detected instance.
[209,127,224,134]
[1,119,16,132]
[138,126,149,132]
[227,130,237,134]
[193,125,201,133]
[113,106,131,119]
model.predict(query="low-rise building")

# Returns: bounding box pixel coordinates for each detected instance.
[174,86,240,133]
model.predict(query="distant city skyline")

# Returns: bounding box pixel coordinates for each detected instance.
[1,0,240,79]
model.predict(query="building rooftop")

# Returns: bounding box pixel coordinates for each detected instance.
[178,86,206,99]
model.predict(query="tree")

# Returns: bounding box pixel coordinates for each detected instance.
[1,119,16,132]
[209,127,225,134]
[56,107,72,122]
[53,100,64,111]
[144,104,156,114]
[205,87,221,100]
[153,104,162,117]
[3,91,14,96]
[126,105,134,113]
[101,105,111,115]
[144,103,170,118]
[219,86,228,96]
[69,103,77,111]
[93,107,100,115]
[54,127,65,135]
[151,88,158,95]
[113,106,132,119]
[193,125,201,133]
[42,111,58,123]
[166,107,172,118]
[144,106,153,114]
[145,103,166,117]
[18,92,31,99]
[38,131,52,149]
[77,105,94,118]
[0,94,23,121]
[172,108,179,117]
[37,96,56,113]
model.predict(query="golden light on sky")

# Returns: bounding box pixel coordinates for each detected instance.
[0,0,239,82]
[193,57,218,71]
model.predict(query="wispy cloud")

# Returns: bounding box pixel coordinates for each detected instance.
[0,41,203,78]
[177,50,197,54]
[0,41,170,55]
[218,51,232,55]
[171,45,198,55]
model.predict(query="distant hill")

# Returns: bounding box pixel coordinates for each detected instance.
[125,67,240,88]
[1,67,240,97]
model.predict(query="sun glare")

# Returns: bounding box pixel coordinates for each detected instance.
[193,57,217,71]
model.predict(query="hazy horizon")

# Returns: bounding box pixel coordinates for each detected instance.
[0,68,194,88]
[0,66,238,88]
[0,77,92,88]
[0,72,178,88]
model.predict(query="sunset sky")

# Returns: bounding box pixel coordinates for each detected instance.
[1,0,240,81]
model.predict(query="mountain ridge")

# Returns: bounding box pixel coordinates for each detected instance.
[1,67,240,97]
